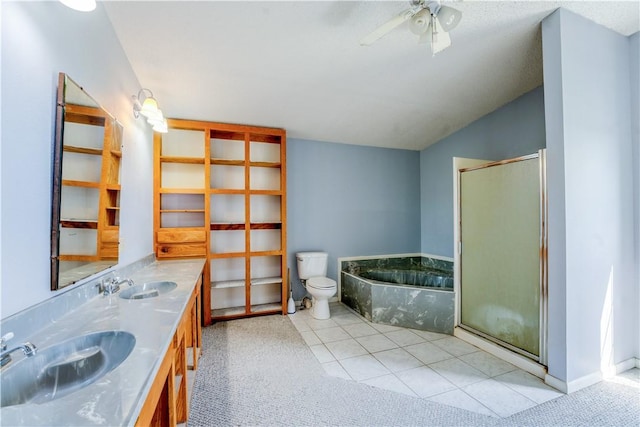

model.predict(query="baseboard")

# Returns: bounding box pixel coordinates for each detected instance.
[545,357,639,394]
[617,358,639,374]
[454,327,547,379]
[543,374,568,393]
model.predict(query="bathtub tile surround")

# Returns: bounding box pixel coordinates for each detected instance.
[340,273,372,320]
[341,255,452,274]
[340,254,454,334]
[290,302,564,418]
[373,285,454,333]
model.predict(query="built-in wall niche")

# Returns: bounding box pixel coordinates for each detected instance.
[60,186,100,222]
[211,137,244,160]
[250,229,281,252]
[59,228,98,256]
[51,73,122,290]
[210,194,245,223]
[159,193,205,228]
[250,195,281,223]
[159,128,205,189]
[249,140,281,191]
[210,257,246,315]
[210,230,245,254]
[250,255,282,312]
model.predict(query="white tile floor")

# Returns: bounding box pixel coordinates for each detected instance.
[289,302,563,419]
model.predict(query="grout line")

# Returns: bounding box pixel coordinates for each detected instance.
[296,302,565,419]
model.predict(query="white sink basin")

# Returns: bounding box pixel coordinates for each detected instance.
[119,281,177,300]
[0,330,135,407]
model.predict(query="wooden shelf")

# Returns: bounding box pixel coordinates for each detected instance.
[160,155,205,164]
[62,179,100,188]
[209,251,246,259]
[211,279,245,289]
[155,119,287,324]
[210,222,244,230]
[211,158,244,166]
[251,276,283,286]
[250,222,282,230]
[209,188,246,195]
[250,161,281,168]
[209,159,281,169]
[209,222,281,230]
[251,303,283,313]
[249,190,282,196]
[60,219,98,229]
[57,98,123,269]
[63,145,103,156]
[159,188,206,194]
[211,276,283,289]
[161,209,206,213]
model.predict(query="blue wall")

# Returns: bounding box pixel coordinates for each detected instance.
[542,10,637,386]
[287,139,421,299]
[419,86,547,257]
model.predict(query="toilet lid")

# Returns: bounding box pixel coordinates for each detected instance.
[307,277,336,289]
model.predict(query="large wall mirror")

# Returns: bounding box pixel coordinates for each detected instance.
[51,73,122,290]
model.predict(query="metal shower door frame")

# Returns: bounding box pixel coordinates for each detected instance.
[455,150,548,366]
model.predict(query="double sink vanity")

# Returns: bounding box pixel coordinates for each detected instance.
[0,258,205,426]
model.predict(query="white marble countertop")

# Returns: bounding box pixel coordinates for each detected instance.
[0,258,205,426]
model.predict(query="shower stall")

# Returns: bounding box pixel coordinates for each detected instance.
[456,150,547,365]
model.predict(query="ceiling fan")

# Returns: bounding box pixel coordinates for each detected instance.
[360,0,462,55]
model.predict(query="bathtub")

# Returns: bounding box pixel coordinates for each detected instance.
[339,254,454,334]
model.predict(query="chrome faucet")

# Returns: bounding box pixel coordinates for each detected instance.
[0,333,37,367]
[99,276,135,295]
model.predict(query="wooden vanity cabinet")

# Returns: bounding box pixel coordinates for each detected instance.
[136,280,202,426]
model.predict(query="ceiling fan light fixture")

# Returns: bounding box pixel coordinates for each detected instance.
[437,6,462,32]
[360,0,461,53]
[409,9,431,35]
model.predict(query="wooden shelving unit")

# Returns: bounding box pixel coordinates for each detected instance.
[154,119,286,324]
[59,104,121,263]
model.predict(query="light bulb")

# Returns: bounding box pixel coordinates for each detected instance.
[59,0,96,12]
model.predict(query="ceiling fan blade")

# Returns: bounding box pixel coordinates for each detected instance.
[360,7,419,46]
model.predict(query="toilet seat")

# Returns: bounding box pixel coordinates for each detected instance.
[307,277,336,289]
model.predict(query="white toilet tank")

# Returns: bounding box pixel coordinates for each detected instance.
[296,252,328,279]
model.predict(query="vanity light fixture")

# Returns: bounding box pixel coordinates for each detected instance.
[132,89,168,133]
[59,0,96,12]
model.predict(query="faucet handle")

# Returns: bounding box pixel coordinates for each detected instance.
[1,332,14,350]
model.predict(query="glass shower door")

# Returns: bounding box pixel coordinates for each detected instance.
[459,153,545,360]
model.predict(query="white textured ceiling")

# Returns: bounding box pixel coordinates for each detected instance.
[104,1,639,151]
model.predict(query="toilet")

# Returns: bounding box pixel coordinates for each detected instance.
[296,252,337,320]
